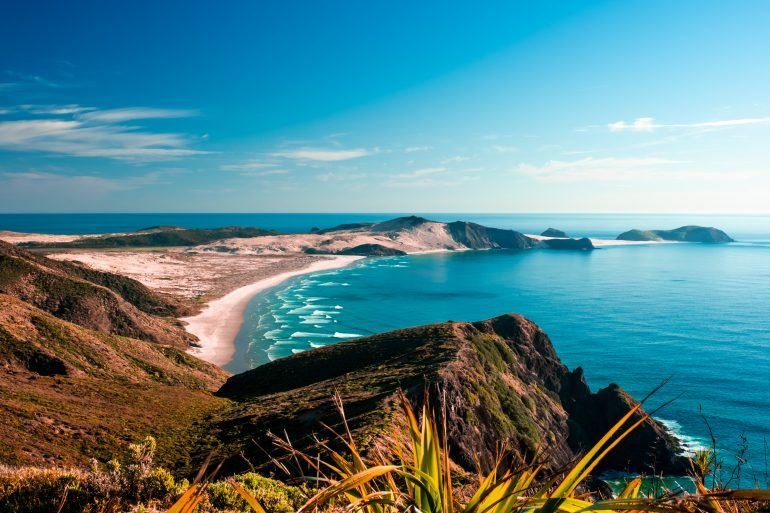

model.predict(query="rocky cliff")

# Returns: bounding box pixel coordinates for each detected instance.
[446,221,538,249]
[214,314,687,476]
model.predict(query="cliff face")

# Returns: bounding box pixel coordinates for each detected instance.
[446,221,537,250]
[215,314,687,476]
[0,241,195,348]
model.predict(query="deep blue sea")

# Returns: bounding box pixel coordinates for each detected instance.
[3,213,770,479]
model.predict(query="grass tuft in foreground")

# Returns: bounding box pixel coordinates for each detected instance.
[3,390,770,512]
[203,390,770,513]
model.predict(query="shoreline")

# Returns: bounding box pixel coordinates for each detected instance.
[181,255,363,367]
[524,233,676,247]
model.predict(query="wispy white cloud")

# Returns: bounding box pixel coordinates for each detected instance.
[394,167,447,178]
[317,172,367,182]
[0,106,207,161]
[490,145,518,153]
[404,145,432,153]
[385,175,479,188]
[220,161,275,171]
[0,169,175,192]
[241,169,289,177]
[515,157,682,182]
[385,166,479,188]
[16,104,96,115]
[440,156,469,163]
[607,116,770,132]
[5,71,62,89]
[273,147,374,161]
[79,107,197,123]
[480,132,514,141]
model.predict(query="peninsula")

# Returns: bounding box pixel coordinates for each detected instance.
[0,217,734,369]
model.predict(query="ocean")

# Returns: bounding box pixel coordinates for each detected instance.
[3,213,770,479]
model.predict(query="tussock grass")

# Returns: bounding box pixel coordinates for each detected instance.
[3,391,769,513]
[187,391,770,513]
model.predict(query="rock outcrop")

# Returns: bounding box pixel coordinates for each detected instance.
[214,314,687,476]
[337,244,407,256]
[617,226,733,243]
[541,237,595,251]
[445,221,537,250]
[541,228,569,238]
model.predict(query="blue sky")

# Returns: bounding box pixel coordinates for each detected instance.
[1,0,770,213]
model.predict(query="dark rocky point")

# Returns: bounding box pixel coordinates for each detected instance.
[542,237,595,251]
[337,243,407,256]
[541,228,569,238]
[214,313,687,476]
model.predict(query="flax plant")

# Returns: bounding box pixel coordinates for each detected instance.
[168,391,770,513]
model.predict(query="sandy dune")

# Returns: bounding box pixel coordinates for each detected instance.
[192,221,465,255]
[49,251,322,301]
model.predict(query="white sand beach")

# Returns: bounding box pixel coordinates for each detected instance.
[181,255,363,366]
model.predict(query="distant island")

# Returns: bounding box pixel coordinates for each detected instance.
[616,225,734,243]
[541,227,569,238]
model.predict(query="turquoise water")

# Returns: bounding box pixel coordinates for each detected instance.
[3,212,770,240]
[3,213,770,477]
[234,226,770,479]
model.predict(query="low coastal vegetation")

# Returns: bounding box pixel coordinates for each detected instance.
[0,436,306,513]
[2,393,768,513]
[19,226,277,249]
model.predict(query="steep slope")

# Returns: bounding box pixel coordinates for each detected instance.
[446,221,537,249]
[214,314,686,476]
[0,241,194,348]
[0,294,229,468]
[617,226,733,243]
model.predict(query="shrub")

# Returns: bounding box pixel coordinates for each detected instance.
[206,473,305,513]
